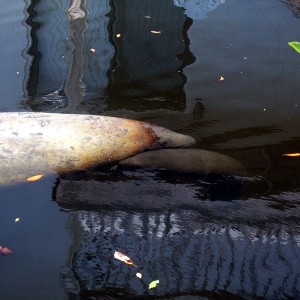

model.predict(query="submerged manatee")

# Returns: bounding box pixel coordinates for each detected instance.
[119,148,247,176]
[0,112,195,185]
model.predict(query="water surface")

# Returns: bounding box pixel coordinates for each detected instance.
[1,0,300,299]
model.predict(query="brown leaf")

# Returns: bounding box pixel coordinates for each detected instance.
[282,153,300,157]
[27,174,44,182]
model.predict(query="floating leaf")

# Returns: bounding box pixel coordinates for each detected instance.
[0,246,12,256]
[150,30,161,34]
[282,153,300,157]
[90,48,96,53]
[27,174,44,182]
[114,251,137,267]
[136,272,142,279]
[288,42,300,54]
[15,217,20,222]
[145,16,151,19]
[219,76,224,81]
[149,279,159,289]
[116,34,121,38]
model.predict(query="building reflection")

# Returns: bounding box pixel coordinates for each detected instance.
[174,0,225,20]
[53,148,300,298]
[55,171,300,299]
[24,0,194,113]
[106,0,194,111]
[24,0,113,112]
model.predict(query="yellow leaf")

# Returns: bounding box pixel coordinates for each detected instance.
[282,153,300,157]
[27,174,44,182]
[288,41,300,54]
[114,251,137,267]
[149,279,159,289]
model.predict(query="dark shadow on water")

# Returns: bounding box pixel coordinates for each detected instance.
[50,159,300,299]
[54,166,245,209]
[54,168,300,299]
[105,0,195,111]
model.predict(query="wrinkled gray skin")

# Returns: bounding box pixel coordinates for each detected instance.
[0,112,195,185]
[119,148,247,176]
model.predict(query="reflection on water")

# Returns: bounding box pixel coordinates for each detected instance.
[60,209,300,299]
[24,0,194,113]
[106,0,194,112]
[64,0,87,112]
[56,169,300,298]
[54,167,300,298]
[174,0,225,20]
[1,0,300,299]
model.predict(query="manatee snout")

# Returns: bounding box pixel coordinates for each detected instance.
[142,123,196,150]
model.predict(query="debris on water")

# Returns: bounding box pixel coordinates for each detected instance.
[149,279,159,289]
[288,41,300,53]
[282,152,300,157]
[0,246,12,256]
[114,251,137,267]
[27,174,44,182]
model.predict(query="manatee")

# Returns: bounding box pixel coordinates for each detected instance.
[119,148,247,176]
[0,112,195,185]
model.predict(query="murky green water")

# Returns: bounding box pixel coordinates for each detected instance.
[1,0,300,299]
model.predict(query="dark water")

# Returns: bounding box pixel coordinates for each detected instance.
[1,0,300,299]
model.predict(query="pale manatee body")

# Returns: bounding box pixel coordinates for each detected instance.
[0,112,195,185]
[119,149,247,176]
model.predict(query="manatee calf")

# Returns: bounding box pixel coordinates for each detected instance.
[119,149,247,176]
[0,112,195,185]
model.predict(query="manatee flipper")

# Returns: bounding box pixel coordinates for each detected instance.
[119,149,247,176]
